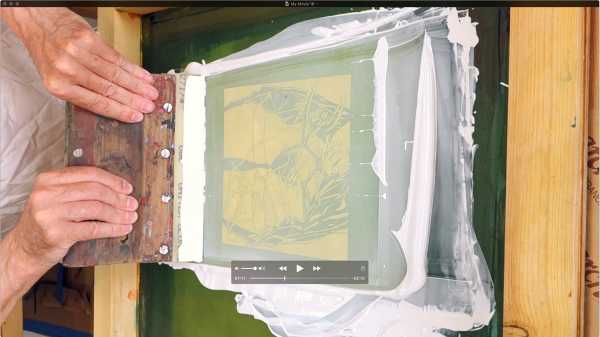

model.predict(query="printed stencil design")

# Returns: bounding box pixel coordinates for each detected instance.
[222,75,352,259]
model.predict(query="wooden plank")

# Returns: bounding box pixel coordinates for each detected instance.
[92,8,142,337]
[137,75,176,262]
[585,8,599,337]
[504,7,589,337]
[94,264,139,337]
[63,74,176,266]
[116,7,168,15]
[98,8,141,66]
[0,300,22,337]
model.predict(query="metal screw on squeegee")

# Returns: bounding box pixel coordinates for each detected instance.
[159,244,169,255]
[163,102,173,113]
[73,148,83,158]
[160,148,171,159]
[161,194,172,203]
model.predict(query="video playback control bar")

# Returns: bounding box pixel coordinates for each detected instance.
[231,260,368,284]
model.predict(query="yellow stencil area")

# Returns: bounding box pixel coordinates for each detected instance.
[222,74,351,259]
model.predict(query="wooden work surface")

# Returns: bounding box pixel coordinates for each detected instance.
[63,74,176,267]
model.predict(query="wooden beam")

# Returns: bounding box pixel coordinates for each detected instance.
[116,7,168,15]
[98,8,142,65]
[94,264,139,337]
[94,8,142,337]
[0,300,22,337]
[504,7,590,337]
[585,8,599,337]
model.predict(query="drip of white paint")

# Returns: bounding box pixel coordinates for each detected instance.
[447,8,479,50]
[371,37,389,186]
[447,8,479,150]
[446,8,495,328]
[391,32,437,298]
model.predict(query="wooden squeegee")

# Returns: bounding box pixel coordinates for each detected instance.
[63,74,176,267]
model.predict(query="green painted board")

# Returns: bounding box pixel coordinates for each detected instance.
[139,7,508,337]
[464,7,509,337]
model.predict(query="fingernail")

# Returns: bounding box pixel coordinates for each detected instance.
[127,196,138,210]
[143,69,154,82]
[129,212,138,223]
[142,101,155,113]
[123,224,133,234]
[132,113,143,122]
[146,86,159,100]
[122,179,133,194]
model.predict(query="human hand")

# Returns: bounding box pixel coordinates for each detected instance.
[9,166,138,269]
[0,8,158,123]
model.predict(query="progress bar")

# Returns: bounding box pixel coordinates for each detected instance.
[231,260,368,284]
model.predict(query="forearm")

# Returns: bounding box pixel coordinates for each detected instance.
[0,228,48,324]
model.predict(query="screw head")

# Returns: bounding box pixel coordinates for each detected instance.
[161,194,172,203]
[163,102,173,113]
[73,148,83,158]
[159,245,169,255]
[160,148,171,159]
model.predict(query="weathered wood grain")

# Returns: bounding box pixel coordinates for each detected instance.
[584,8,599,337]
[87,8,144,337]
[63,74,176,266]
[504,7,590,337]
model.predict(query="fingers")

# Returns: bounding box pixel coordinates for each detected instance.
[58,182,138,211]
[72,221,133,241]
[90,37,155,84]
[48,37,157,122]
[43,166,133,194]
[63,201,138,224]
[26,167,138,250]
[77,64,155,114]
[76,47,158,102]
[67,84,144,123]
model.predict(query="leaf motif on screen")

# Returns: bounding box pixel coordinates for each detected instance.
[223,83,351,246]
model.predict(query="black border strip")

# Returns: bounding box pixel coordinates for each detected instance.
[1,1,598,7]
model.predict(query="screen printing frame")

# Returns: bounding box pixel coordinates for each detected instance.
[139,7,592,337]
[199,39,404,288]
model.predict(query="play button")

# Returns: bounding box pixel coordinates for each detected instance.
[296,264,304,272]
